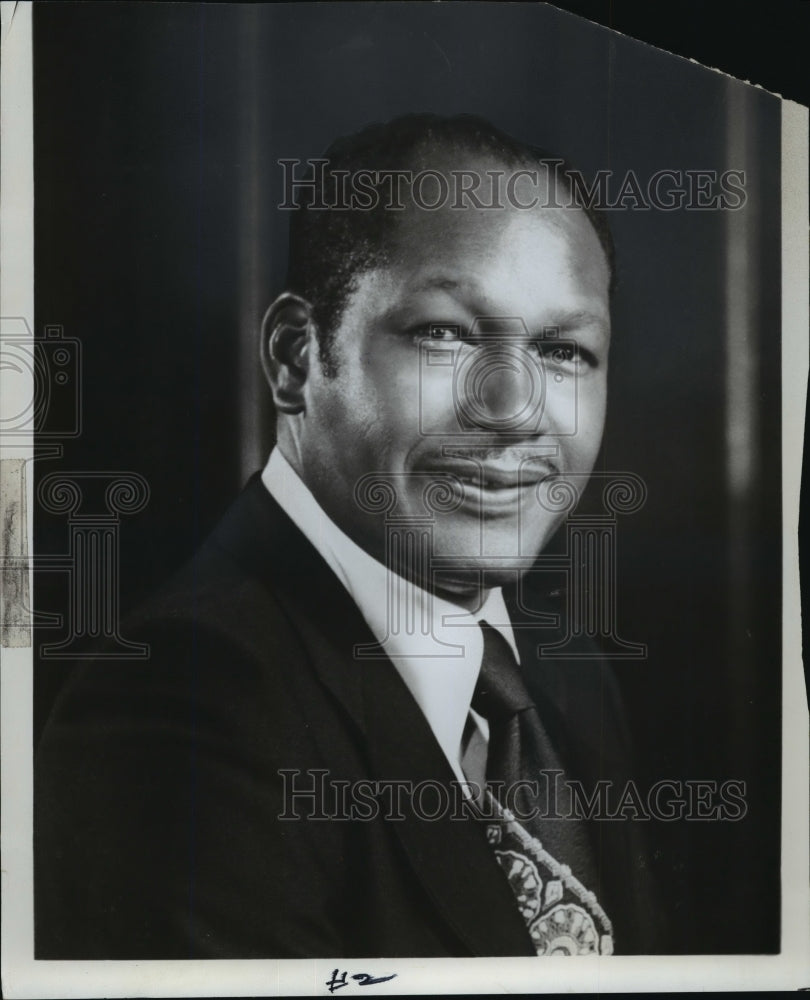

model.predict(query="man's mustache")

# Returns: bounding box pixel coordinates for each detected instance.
[438,446,558,469]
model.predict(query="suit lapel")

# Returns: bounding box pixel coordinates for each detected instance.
[360,654,535,956]
[210,475,535,956]
[210,474,369,725]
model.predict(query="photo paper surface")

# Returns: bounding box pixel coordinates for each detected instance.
[1,2,808,994]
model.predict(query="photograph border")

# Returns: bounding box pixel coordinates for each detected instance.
[1,3,808,994]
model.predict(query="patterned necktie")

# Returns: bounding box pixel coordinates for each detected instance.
[464,620,614,956]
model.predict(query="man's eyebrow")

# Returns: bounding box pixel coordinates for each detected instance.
[409,274,466,293]
[545,309,609,331]
[387,280,609,333]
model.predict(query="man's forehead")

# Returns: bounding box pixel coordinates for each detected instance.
[386,194,608,288]
[348,251,611,336]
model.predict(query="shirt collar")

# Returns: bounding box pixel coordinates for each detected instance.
[261,448,519,781]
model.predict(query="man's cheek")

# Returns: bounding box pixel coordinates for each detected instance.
[570,395,606,462]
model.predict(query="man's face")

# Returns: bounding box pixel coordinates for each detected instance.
[295,163,611,606]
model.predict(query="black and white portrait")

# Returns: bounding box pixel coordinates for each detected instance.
[1,2,807,994]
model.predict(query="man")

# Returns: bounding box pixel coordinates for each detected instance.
[35,114,659,958]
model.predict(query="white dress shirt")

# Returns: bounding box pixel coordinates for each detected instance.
[261,447,521,785]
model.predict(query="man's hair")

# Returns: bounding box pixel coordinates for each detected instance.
[285,113,615,375]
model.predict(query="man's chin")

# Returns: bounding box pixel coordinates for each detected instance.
[361,513,557,605]
[432,523,554,564]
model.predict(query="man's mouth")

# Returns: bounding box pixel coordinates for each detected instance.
[416,455,557,506]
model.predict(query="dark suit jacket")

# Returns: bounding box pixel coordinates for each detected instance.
[35,474,661,958]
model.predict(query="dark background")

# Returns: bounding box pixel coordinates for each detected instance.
[33,2,793,954]
[552,0,809,108]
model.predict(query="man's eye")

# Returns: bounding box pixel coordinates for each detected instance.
[407,323,465,343]
[428,323,464,341]
[537,342,588,371]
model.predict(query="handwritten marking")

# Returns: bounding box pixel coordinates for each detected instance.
[325,969,397,993]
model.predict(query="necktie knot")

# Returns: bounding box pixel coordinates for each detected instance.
[471,620,533,721]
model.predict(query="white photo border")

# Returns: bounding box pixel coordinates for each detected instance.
[1,2,808,994]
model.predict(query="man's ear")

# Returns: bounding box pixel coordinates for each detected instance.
[260,292,316,414]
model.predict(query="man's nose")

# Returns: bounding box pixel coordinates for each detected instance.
[455,343,545,432]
